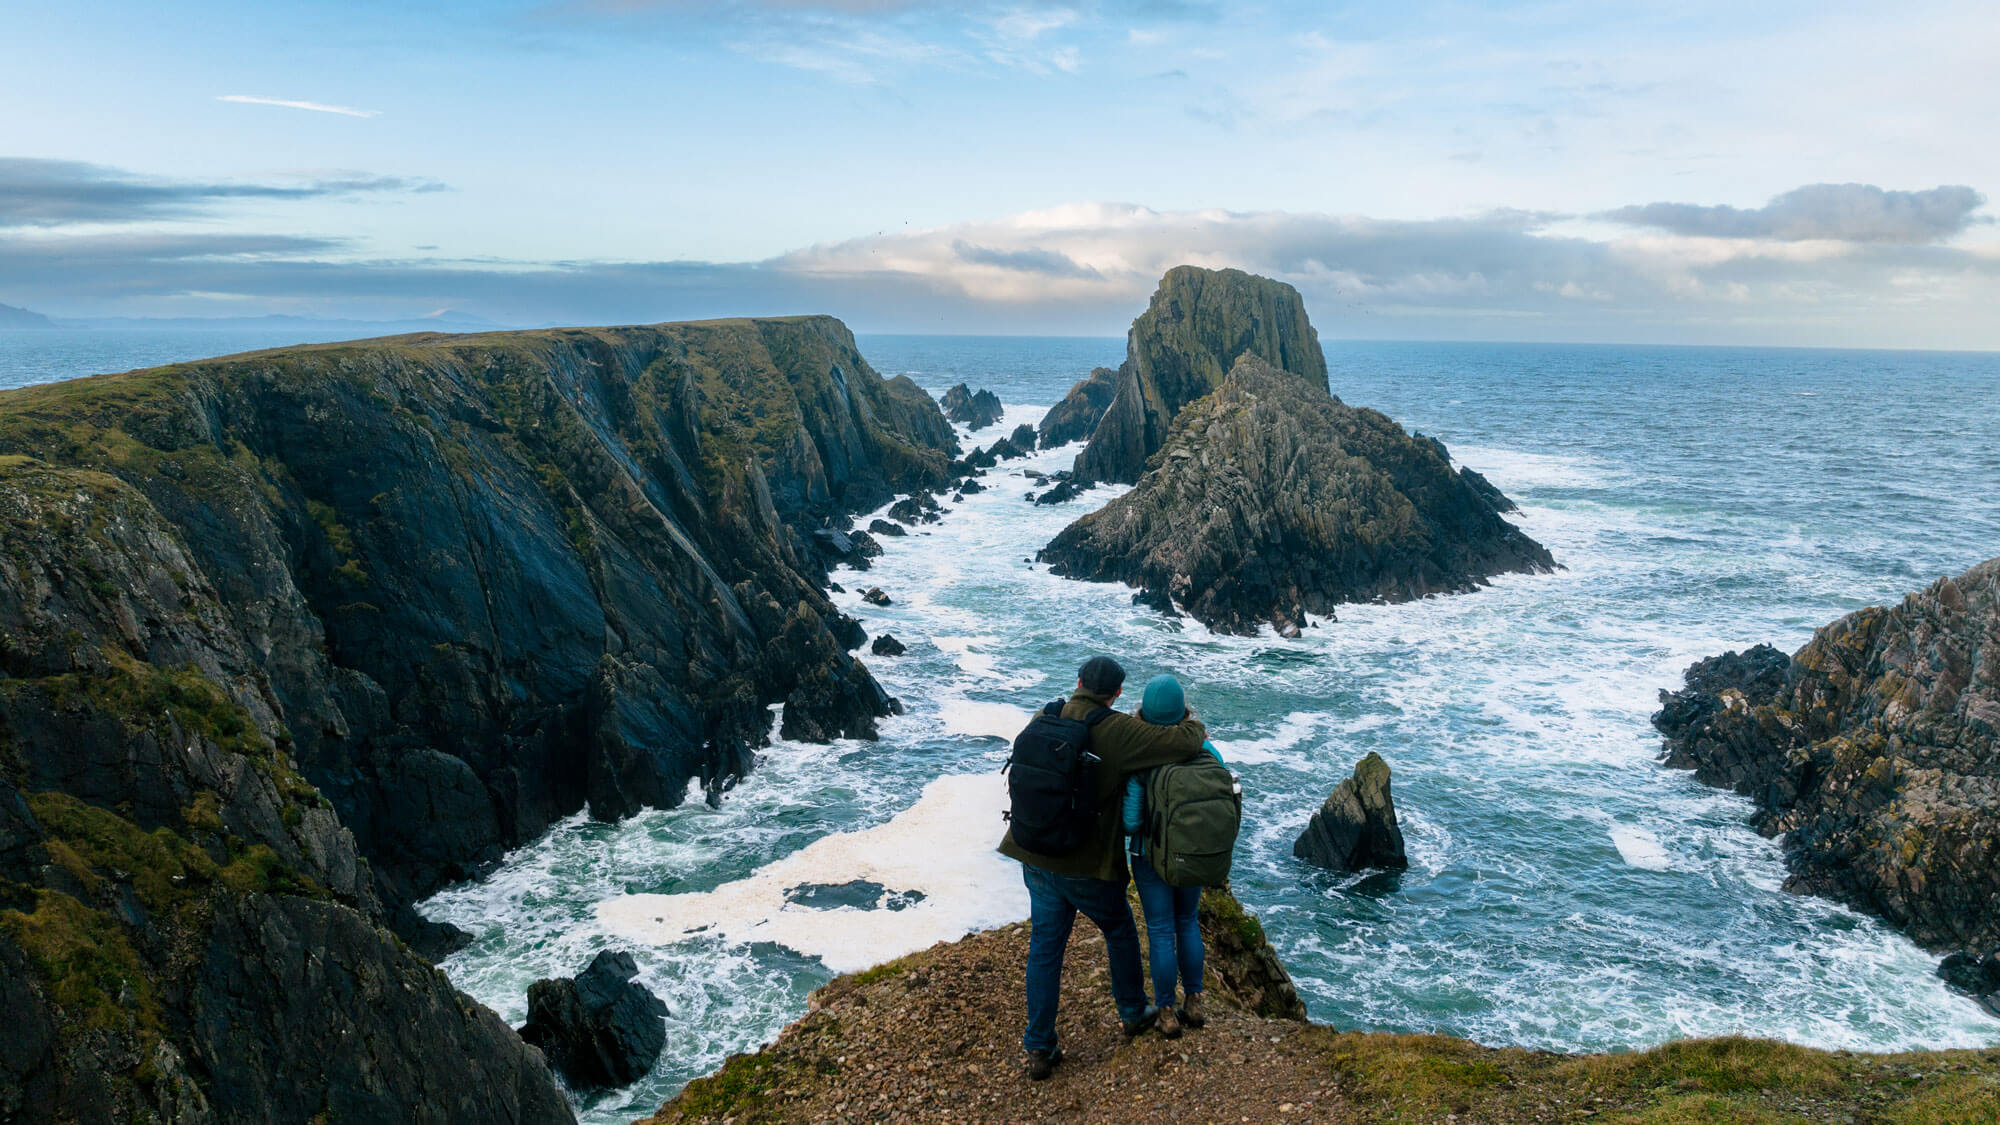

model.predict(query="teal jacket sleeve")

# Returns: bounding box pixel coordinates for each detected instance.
[1122,773,1145,835]
[1205,739,1222,764]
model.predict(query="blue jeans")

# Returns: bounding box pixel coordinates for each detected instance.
[1020,864,1150,1053]
[1131,854,1205,1006]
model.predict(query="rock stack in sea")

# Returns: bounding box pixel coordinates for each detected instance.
[1037,366,1119,448]
[1655,555,2000,1010]
[1063,265,1328,485]
[941,383,1004,431]
[1293,753,1410,872]
[1040,352,1554,635]
[520,950,670,1089]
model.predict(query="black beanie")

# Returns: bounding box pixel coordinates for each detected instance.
[1077,655,1126,695]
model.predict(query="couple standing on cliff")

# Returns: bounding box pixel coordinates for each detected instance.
[998,654,1235,1081]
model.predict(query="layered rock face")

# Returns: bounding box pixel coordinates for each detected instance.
[1036,366,1117,448]
[0,317,952,1118]
[1654,556,2000,1008]
[1294,753,1410,873]
[1067,266,1327,485]
[1040,355,1554,634]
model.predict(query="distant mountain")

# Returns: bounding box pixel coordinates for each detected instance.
[0,302,55,329]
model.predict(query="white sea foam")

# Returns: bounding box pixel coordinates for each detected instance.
[1607,824,1672,871]
[596,773,1027,974]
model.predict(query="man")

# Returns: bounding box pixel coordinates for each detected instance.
[998,655,1210,1080]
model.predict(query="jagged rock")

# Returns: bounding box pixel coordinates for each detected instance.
[871,634,907,656]
[1293,753,1409,873]
[1654,557,2000,1009]
[941,383,1004,431]
[1008,423,1036,449]
[868,518,907,537]
[886,491,941,524]
[520,950,670,1089]
[964,445,999,470]
[1038,366,1119,448]
[1072,266,1327,485]
[982,436,1028,462]
[0,316,953,1116]
[1041,355,1554,634]
[1034,478,1082,505]
[957,478,984,494]
[862,587,892,606]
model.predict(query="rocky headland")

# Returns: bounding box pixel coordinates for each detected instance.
[0,316,954,1119]
[1040,352,1555,635]
[644,887,2000,1124]
[1655,555,2000,1011]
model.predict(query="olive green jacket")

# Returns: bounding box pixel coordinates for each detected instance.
[997,688,1209,882]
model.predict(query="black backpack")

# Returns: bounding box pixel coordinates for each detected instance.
[1004,699,1112,856]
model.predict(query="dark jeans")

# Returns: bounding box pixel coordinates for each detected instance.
[1131,854,1205,1006]
[1020,863,1149,1053]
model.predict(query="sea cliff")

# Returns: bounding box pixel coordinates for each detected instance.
[0,317,954,1119]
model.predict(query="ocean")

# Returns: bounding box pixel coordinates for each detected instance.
[8,329,1998,1122]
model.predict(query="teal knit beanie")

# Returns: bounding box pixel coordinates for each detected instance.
[1139,674,1186,724]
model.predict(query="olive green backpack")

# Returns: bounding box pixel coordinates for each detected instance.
[1142,757,1242,887]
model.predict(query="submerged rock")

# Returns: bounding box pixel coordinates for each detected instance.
[1654,556,2000,1010]
[871,633,906,656]
[941,383,1004,431]
[1068,266,1327,485]
[1293,753,1409,873]
[1040,355,1554,634]
[521,950,670,1089]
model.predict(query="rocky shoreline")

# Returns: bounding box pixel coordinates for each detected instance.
[1655,555,2000,1012]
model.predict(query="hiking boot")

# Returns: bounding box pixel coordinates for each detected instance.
[1121,1004,1160,1039]
[1179,993,1206,1029]
[1155,1003,1183,1039]
[1025,1046,1064,1081]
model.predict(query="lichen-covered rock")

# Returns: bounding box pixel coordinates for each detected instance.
[520,950,670,1089]
[1293,753,1409,873]
[1038,366,1118,449]
[940,383,1003,431]
[1071,266,1327,485]
[1040,356,1554,634]
[1654,557,2000,1008]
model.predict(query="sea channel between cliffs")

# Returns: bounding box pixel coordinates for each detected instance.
[419,336,2000,1124]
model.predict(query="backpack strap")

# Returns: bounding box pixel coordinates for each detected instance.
[1083,706,1114,727]
[1043,699,1068,718]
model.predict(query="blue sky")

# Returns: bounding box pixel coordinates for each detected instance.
[3,0,1997,346]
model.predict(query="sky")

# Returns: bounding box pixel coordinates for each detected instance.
[2,0,1998,347]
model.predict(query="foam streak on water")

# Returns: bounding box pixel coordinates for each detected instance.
[410,339,2000,1122]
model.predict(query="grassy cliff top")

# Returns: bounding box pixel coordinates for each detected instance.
[643,889,2000,1125]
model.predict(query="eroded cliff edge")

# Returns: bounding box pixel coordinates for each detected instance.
[1655,556,2000,1010]
[0,316,953,1119]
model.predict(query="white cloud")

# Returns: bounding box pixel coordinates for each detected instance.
[216,95,378,118]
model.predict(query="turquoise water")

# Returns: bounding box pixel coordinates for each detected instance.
[8,332,1998,1121]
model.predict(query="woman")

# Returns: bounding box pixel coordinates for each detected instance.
[1122,673,1221,1039]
